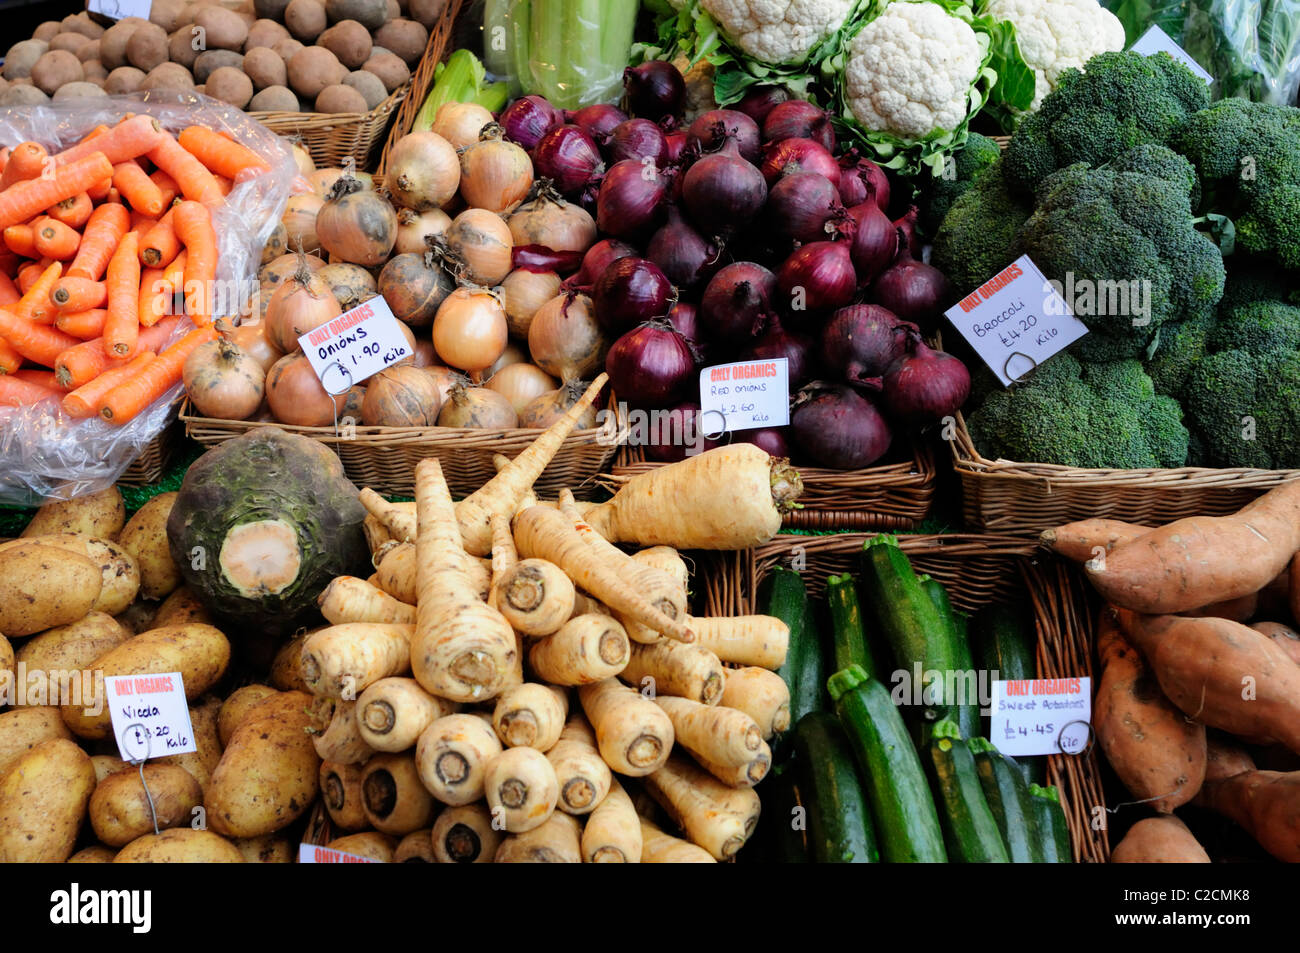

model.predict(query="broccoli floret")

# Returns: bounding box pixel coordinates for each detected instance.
[916,132,1002,237]
[1083,358,1155,404]
[1209,300,1300,354]
[1174,99,1300,270]
[1108,144,1200,207]
[931,157,1032,294]
[1145,313,1215,400]
[1217,261,1300,313]
[1185,349,1300,468]
[1003,51,1210,196]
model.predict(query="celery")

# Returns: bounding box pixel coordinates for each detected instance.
[482,0,521,94]
[476,81,510,111]
[516,0,640,109]
[414,49,489,132]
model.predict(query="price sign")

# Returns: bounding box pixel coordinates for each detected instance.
[1130,25,1213,84]
[105,672,196,762]
[88,0,153,19]
[298,844,380,864]
[298,296,412,396]
[698,358,790,434]
[943,255,1089,386]
[989,677,1092,757]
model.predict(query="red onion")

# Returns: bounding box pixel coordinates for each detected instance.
[623,61,685,121]
[838,150,890,213]
[776,240,857,317]
[591,257,672,334]
[596,159,669,242]
[759,138,841,187]
[791,382,892,469]
[883,334,971,426]
[563,238,637,291]
[894,206,923,258]
[734,85,790,125]
[647,205,720,290]
[701,262,775,343]
[642,401,721,462]
[736,427,789,457]
[663,130,690,164]
[500,95,563,151]
[738,312,815,386]
[761,100,835,152]
[608,118,668,165]
[682,138,767,234]
[665,301,705,360]
[868,228,955,332]
[687,110,761,164]
[845,200,896,284]
[767,172,843,245]
[605,320,695,406]
[512,244,584,274]
[821,304,914,384]
[568,104,627,144]
[533,125,605,199]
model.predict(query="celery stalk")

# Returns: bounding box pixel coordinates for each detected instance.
[414,49,489,132]
[513,0,640,109]
[475,82,509,112]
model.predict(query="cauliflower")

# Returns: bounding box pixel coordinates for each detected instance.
[700,0,860,66]
[842,1,985,138]
[986,0,1125,109]
[671,52,718,120]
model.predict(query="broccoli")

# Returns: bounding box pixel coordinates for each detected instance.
[1145,313,1215,400]
[1184,348,1300,469]
[1002,51,1210,196]
[1208,300,1300,355]
[966,355,1189,468]
[1173,99,1300,269]
[916,132,1003,237]
[1216,260,1300,313]
[931,157,1032,294]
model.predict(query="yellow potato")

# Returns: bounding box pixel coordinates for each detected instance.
[0,706,74,778]
[61,623,231,740]
[233,834,294,863]
[156,694,223,792]
[153,585,212,626]
[0,633,12,682]
[0,738,96,862]
[205,691,321,838]
[218,684,278,746]
[113,828,244,862]
[68,845,118,863]
[14,612,131,707]
[0,543,103,636]
[89,762,204,846]
[117,493,181,600]
[91,754,130,784]
[270,629,312,692]
[114,600,158,635]
[1,533,140,616]
[323,831,395,862]
[22,486,125,540]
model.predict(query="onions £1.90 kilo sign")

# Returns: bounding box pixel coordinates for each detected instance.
[298,297,412,396]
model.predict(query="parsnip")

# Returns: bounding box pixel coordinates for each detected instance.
[496,559,576,636]
[360,488,417,543]
[639,817,716,863]
[300,623,413,698]
[493,683,568,750]
[546,714,612,815]
[375,542,492,604]
[484,746,559,833]
[653,695,763,766]
[690,743,772,787]
[529,614,631,685]
[319,760,368,831]
[325,832,395,862]
[414,713,503,806]
[357,677,454,753]
[686,614,789,669]
[431,803,502,863]
[318,576,416,626]
[719,666,791,739]
[619,639,726,705]
[632,546,690,597]
[394,829,437,862]
[362,513,392,556]
[306,697,374,764]
[644,753,760,859]
[581,779,641,863]
[493,811,582,863]
[578,678,674,777]
[361,752,437,835]
[488,511,517,611]
[570,592,610,618]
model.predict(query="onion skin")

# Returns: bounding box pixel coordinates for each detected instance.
[527,291,607,381]
[605,321,695,406]
[394,207,452,256]
[646,205,720,291]
[266,351,349,427]
[623,61,685,122]
[894,206,924,258]
[459,125,535,215]
[665,301,705,362]
[282,192,324,253]
[443,208,514,286]
[564,238,637,291]
[486,362,558,416]
[437,384,519,429]
[520,380,599,429]
[596,160,668,242]
[265,261,342,353]
[640,401,720,463]
[512,245,584,274]
[501,269,562,338]
[361,366,442,427]
[760,138,841,188]
[183,331,266,421]
[736,427,789,458]
[591,257,672,335]
[838,151,890,213]
[663,130,690,164]
[700,262,776,344]
[533,125,606,199]
[230,322,284,375]
[568,104,627,144]
[501,95,564,151]
[687,110,761,164]
[845,201,897,286]
[317,182,398,267]
[868,229,955,333]
[766,172,843,245]
[432,287,509,381]
[761,101,835,152]
[791,383,893,469]
[507,187,597,255]
[820,304,913,385]
[882,336,971,426]
[682,139,768,235]
[433,101,496,151]
[607,119,668,165]
[738,312,815,387]
[385,132,460,211]
[734,85,790,126]
[775,241,857,318]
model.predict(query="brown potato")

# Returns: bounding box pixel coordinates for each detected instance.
[69,845,118,863]
[324,831,394,861]
[362,50,409,92]
[29,50,83,95]
[0,707,74,778]
[218,683,278,746]
[269,630,311,691]
[233,834,294,862]
[0,543,102,637]
[194,48,244,83]
[206,65,253,107]
[82,58,107,79]
[249,84,301,111]
[105,65,147,94]
[285,0,327,42]
[15,612,131,705]
[0,739,96,862]
[141,62,195,91]
[288,45,344,98]
[272,36,304,62]
[91,754,130,784]
[49,33,93,56]
[153,585,212,626]
[315,83,367,113]
[90,763,204,846]
[255,0,292,18]
[343,69,387,109]
[4,533,140,616]
[1,86,49,106]
[325,0,388,29]
[118,493,181,602]
[150,0,189,33]
[113,828,244,862]
[33,20,61,42]
[318,19,370,69]
[407,0,447,29]
[245,18,290,50]
[244,46,287,90]
[156,694,224,792]
[23,486,125,540]
[194,5,248,50]
[125,21,168,71]
[167,27,202,70]
[4,39,48,80]
[78,40,103,62]
[100,18,146,70]
[62,12,104,38]
[373,18,427,66]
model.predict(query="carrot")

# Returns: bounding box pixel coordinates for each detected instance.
[1197,770,1300,863]
[99,323,216,423]
[430,804,501,862]
[492,683,568,751]
[354,677,450,753]
[68,202,130,280]
[638,817,713,863]
[495,558,575,636]
[13,261,63,324]
[172,201,217,324]
[620,639,726,705]
[3,224,35,258]
[214,175,234,196]
[299,622,413,698]
[11,368,62,390]
[32,216,81,261]
[50,277,107,313]
[147,135,222,206]
[54,115,165,167]
[0,142,49,190]
[16,258,53,295]
[546,715,612,816]
[112,160,166,217]
[0,146,9,171]
[455,373,610,556]
[178,126,271,181]
[0,340,21,376]
[46,192,93,229]
[137,260,178,329]
[578,678,675,777]
[60,351,156,418]
[483,746,559,833]
[54,337,128,388]
[149,169,178,208]
[718,667,790,739]
[55,308,109,339]
[414,713,503,806]
[0,374,60,406]
[87,177,112,201]
[0,273,18,307]
[317,576,415,626]
[103,232,141,358]
[139,208,179,268]
[0,306,80,367]
[0,153,114,231]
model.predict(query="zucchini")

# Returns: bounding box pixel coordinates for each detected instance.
[927,719,1009,863]
[793,712,879,863]
[765,765,809,863]
[828,665,947,863]
[968,737,1039,863]
[1029,783,1073,863]
[765,568,822,760]
[973,603,1043,786]
[920,575,980,742]
[826,573,882,678]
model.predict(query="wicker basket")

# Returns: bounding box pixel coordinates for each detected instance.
[180,397,626,499]
[119,419,183,487]
[250,89,408,171]
[702,532,1110,863]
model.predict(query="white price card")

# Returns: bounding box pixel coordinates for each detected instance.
[698,358,790,434]
[298,296,412,396]
[105,672,196,762]
[943,255,1089,386]
[1130,24,1213,84]
[990,677,1092,757]
[298,844,380,864]
[87,0,153,20]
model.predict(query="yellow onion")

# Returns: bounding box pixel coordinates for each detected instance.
[282,192,324,254]
[265,253,343,353]
[432,286,508,381]
[394,206,452,255]
[459,123,533,214]
[433,101,496,151]
[500,269,561,339]
[385,131,460,211]
[442,208,513,286]
[486,362,557,416]
[507,182,596,254]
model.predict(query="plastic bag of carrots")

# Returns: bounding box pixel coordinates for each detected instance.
[0,93,297,506]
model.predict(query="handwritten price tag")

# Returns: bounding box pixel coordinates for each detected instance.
[298,296,412,396]
[88,0,154,20]
[298,844,380,864]
[698,358,790,434]
[105,672,196,762]
[990,677,1092,757]
[1130,25,1213,84]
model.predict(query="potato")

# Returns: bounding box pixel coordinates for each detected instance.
[269,630,311,690]
[218,683,278,745]
[23,486,125,540]
[255,0,292,18]
[3,533,140,616]
[4,39,48,80]
[244,46,287,90]
[30,50,84,95]
[78,40,103,63]
[245,18,289,51]
[194,48,244,83]
[0,738,95,862]
[318,19,370,69]
[141,62,196,91]
[315,83,368,113]
[325,0,388,29]
[325,831,394,861]
[100,18,145,70]
[233,833,293,862]
[408,0,447,29]
[167,26,201,70]
[114,828,244,862]
[118,493,181,602]
[15,612,131,703]
[289,45,345,98]
[34,21,62,43]
[156,694,223,791]
[272,36,305,62]
[204,64,253,106]
[0,631,12,682]
[0,86,49,106]
[373,18,426,66]
[61,623,231,740]
[126,21,168,71]
[50,33,94,57]
[0,707,73,778]
[105,66,146,94]
[194,5,249,50]
[249,84,301,111]
[205,690,321,837]
[115,598,157,633]
[154,585,212,626]
[91,754,130,784]
[0,544,102,637]
[69,845,118,863]
[341,68,386,109]
[82,59,108,81]
[150,0,189,33]
[363,50,409,92]
[90,763,204,846]
[285,0,327,42]
[63,12,105,38]
[387,0,401,17]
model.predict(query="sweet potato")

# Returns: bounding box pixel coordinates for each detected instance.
[1198,769,1300,862]
[1040,518,1149,563]
[1251,621,1300,665]
[1291,552,1300,629]
[1203,738,1255,784]
[1109,816,1210,863]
